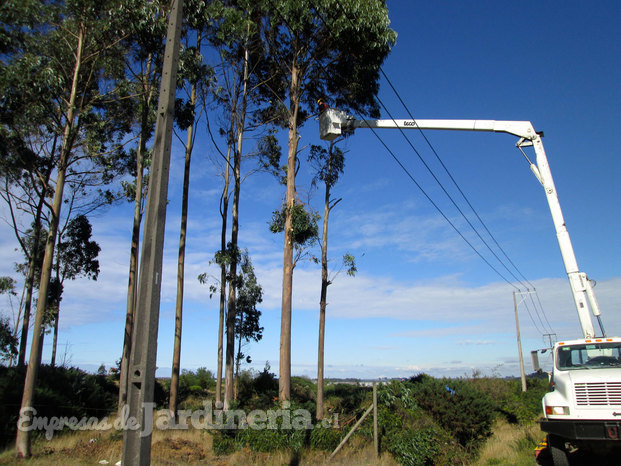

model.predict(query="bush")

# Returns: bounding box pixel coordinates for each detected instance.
[0,365,117,448]
[469,376,549,424]
[235,424,307,452]
[211,430,236,456]
[324,382,371,414]
[310,426,344,451]
[178,367,215,401]
[387,426,442,466]
[236,364,278,410]
[357,380,468,465]
[408,375,494,449]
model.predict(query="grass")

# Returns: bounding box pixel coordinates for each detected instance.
[0,420,397,465]
[0,385,544,465]
[474,419,543,466]
[0,419,539,465]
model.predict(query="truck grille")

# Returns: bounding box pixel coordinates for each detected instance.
[575,382,621,406]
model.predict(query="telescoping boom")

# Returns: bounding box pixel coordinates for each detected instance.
[319,108,605,339]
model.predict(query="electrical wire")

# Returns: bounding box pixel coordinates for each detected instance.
[309,0,556,336]
[266,0,555,334]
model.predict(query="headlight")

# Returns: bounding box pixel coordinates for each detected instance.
[545,406,570,415]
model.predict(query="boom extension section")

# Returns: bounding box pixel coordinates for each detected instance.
[319,108,605,338]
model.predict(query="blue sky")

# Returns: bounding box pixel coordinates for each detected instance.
[2,0,621,379]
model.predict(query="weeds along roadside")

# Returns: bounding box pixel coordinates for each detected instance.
[0,364,550,464]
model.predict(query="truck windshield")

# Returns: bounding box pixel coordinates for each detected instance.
[557,343,621,370]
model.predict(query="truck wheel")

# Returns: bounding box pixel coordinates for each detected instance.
[548,435,570,466]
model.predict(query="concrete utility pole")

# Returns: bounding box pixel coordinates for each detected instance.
[121,0,183,464]
[513,291,528,392]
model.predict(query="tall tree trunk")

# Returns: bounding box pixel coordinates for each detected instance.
[317,164,332,420]
[234,311,243,401]
[50,260,62,367]
[17,212,43,367]
[169,66,198,417]
[224,36,249,409]
[216,143,231,404]
[223,152,239,409]
[15,25,85,458]
[119,56,154,413]
[279,60,301,403]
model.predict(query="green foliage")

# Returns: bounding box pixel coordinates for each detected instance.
[0,365,117,447]
[309,143,346,188]
[470,376,549,424]
[0,277,17,362]
[257,132,284,183]
[343,253,357,276]
[56,215,101,282]
[235,423,307,453]
[0,317,18,362]
[269,202,319,247]
[0,276,16,295]
[291,376,316,418]
[408,375,494,449]
[211,430,237,456]
[235,252,263,347]
[310,425,344,451]
[256,0,397,124]
[324,382,371,415]
[236,363,278,410]
[387,426,443,466]
[178,367,216,400]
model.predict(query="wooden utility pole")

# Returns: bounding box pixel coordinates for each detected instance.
[514,291,527,392]
[121,1,183,464]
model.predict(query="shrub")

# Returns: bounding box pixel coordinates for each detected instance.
[408,375,494,449]
[177,367,215,401]
[0,365,117,448]
[235,424,307,452]
[310,426,344,451]
[387,426,442,466]
[469,376,549,424]
[211,430,236,456]
[323,382,371,414]
[236,364,278,410]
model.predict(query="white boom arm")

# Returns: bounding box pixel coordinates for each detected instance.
[319,108,604,339]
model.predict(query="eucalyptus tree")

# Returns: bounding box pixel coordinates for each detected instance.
[255,0,396,402]
[201,0,272,409]
[117,0,168,413]
[168,0,213,418]
[308,142,356,419]
[3,0,137,456]
[118,0,170,413]
[233,251,263,399]
[1,1,62,368]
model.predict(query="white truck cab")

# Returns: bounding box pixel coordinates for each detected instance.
[542,337,621,463]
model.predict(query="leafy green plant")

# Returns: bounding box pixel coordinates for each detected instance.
[387,426,441,466]
[469,376,549,424]
[0,365,117,448]
[408,375,494,449]
[235,424,307,453]
[211,430,236,456]
[310,426,344,451]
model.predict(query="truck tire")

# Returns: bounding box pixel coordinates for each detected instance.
[548,435,570,466]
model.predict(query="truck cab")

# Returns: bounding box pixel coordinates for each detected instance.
[541,337,621,463]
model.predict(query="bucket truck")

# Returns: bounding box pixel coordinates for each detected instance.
[319,108,621,464]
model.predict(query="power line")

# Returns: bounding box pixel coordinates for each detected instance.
[309,0,556,336]
[267,0,555,334]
